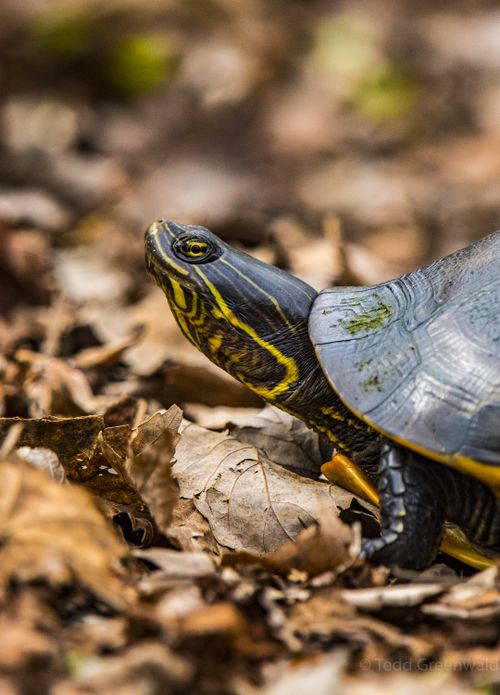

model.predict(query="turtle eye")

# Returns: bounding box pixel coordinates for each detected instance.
[173,236,219,263]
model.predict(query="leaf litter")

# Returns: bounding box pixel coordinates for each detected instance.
[1,1,500,692]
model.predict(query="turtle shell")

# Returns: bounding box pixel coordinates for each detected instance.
[309,231,500,488]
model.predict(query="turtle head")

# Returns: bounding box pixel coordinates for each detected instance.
[145,219,319,405]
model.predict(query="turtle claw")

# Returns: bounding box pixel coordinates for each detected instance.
[360,535,401,566]
[321,454,379,505]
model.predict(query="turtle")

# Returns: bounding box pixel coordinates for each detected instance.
[144,219,500,570]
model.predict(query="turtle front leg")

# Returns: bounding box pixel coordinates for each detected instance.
[361,443,445,570]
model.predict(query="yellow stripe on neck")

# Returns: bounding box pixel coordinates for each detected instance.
[194,266,299,400]
[168,277,187,309]
[220,257,295,332]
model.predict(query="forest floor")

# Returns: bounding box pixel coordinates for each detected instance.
[0,1,499,693]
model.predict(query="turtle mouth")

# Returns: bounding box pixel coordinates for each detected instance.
[144,222,166,257]
[144,223,177,273]
[144,235,166,277]
[144,250,161,278]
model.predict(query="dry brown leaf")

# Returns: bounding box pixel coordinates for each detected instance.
[173,421,351,555]
[340,583,446,610]
[0,415,104,481]
[166,497,221,555]
[226,405,331,480]
[15,349,104,416]
[0,410,157,540]
[225,507,358,578]
[189,402,333,480]
[103,395,146,429]
[256,507,357,576]
[133,548,216,579]
[100,405,183,534]
[0,458,127,609]
[72,325,144,369]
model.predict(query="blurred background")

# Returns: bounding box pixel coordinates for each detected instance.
[1,0,500,411]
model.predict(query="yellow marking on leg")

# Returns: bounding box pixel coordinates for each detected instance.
[193,267,299,400]
[439,528,495,570]
[322,454,495,570]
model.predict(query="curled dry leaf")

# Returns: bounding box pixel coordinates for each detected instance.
[72,325,145,369]
[100,405,183,534]
[173,422,350,555]
[15,349,103,416]
[0,413,155,541]
[261,507,358,576]
[0,459,127,609]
